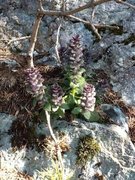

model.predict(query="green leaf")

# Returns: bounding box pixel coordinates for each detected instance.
[61,103,70,110]
[52,106,59,112]
[67,95,75,106]
[56,108,65,118]
[96,96,102,105]
[70,87,79,96]
[77,76,86,87]
[44,102,51,111]
[78,68,86,75]
[83,111,91,120]
[72,107,82,115]
[70,81,78,89]
[89,112,101,122]
[39,110,47,123]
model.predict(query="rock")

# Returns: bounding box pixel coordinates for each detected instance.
[0,113,16,149]
[0,113,135,179]
[0,113,49,177]
[93,1,132,25]
[59,22,93,48]
[0,59,20,69]
[101,104,129,133]
[55,119,135,180]
[112,66,135,106]
[0,113,16,133]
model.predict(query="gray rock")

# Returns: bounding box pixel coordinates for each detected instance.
[0,59,20,69]
[0,113,135,179]
[101,104,129,133]
[59,22,93,48]
[0,113,16,149]
[112,67,135,106]
[94,1,132,25]
[0,113,16,133]
[55,119,135,180]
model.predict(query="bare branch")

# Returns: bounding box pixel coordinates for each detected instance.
[6,36,31,46]
[69,15,101,39]
[45,110,58,143]
[40,0,111,16]
[91,7,96,22]
[45,110,64,179]
[55,24,62,63]
[27,12,43,68]
[61,0,66,12]
[94,24,120,30]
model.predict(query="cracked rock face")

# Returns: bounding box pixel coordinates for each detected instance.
[96,43,135,106]
[55,119,135,180]
[0,114,135,179]
[112,67,135,106]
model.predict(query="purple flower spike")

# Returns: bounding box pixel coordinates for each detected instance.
[24,67,44,99]
[68,35,84,74]
[81,83,96,112]
[51,83,63,106]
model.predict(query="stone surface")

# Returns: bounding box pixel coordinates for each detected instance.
[112,66,135,106]
[0,58,20,69]
[0,113,135,179]
[101,104,129,133]
[55,119,135,180]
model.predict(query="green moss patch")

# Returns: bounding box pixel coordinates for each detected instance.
[76,136,100,166]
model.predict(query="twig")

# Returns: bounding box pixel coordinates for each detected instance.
[61,0,66,12]
[7,36,31,45]
[45,110,57,143]
[90,0,96,22]
[91,7,96,22]
[115,0,135,10]
[1,36,31,44]
[55,24,62,64]
[45,110,64,180]
[27,11,43,68]
[94,24,120,30]
[88,20,102,40]
[69,15,119,30]
[54,0,66,64]
[69,15,101,39]
[40,0,111,16]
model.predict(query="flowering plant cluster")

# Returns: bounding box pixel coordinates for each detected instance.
[25,35,97,120]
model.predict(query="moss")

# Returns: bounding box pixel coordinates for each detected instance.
[76,136,100,166]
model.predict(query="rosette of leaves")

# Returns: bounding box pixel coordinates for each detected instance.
[24,67,44,100]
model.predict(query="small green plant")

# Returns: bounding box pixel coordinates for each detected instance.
[25,35,97,121]
[42,35,97,121]
[37,159,74,180]
[76,135,100,166]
